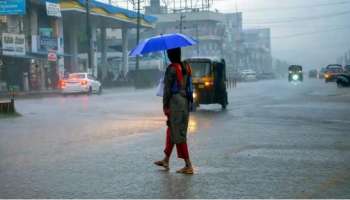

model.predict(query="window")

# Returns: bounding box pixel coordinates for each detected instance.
[188,62,211,78]
[69,74,86,79]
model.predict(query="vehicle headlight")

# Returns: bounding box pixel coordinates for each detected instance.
[292,74,299,80]
[193,92,197,99]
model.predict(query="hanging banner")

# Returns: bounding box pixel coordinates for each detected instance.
[0,0,26,15]
[2,33,26,56]
[46,1,61,17]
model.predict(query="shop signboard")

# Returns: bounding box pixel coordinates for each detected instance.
[39,28,53,37]
[46,1,61,18]
[1,33,25,56]
[40,36,58,51]
[0,0,26,15]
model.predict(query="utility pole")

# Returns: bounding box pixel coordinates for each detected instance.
[179,14,185,33]
[195,25,199,56]
[85,0,93,73]
[135,0,141,85]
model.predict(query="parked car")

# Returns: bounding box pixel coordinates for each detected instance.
[60,73,102,95]
[324,64,343,83]
[240,69,257,81]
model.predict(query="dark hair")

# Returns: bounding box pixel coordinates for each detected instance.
[167,48,187,75]
[167,48,181,63]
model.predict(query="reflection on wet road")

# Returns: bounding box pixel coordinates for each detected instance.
[0,79,350,198]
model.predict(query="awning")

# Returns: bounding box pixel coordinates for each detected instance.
[59,0,157,28]
[0,51,73,60]
[0,53,36,60]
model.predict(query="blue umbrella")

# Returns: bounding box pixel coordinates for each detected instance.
[129,33,197,57]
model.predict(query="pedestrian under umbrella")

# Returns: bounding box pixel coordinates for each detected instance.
[129,33,196,174]
[154,47,194,174]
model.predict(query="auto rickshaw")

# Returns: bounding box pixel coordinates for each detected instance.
[185,57,228,110]
[288,65,303,82]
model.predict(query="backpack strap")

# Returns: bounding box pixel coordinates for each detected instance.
[171,62,192,82]
[170,62,193,96]
[170,63,184,87]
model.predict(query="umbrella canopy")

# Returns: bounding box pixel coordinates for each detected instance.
[129,33,197,57]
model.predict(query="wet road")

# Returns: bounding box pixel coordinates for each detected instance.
[1,79,350,198]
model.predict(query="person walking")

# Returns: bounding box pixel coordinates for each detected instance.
[154,47,194,174]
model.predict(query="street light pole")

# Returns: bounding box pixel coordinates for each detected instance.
[85,0,93,73]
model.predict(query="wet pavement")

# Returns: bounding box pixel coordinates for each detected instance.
[0,79,350,198]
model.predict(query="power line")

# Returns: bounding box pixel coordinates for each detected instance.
[235,1,348,13]
[215,0,350,13]
[272,26,350,39]
[243,26,350,40]
[275,43,350,52]
[245,10,350,25]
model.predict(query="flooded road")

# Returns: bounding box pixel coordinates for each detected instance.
[1,79,350,198]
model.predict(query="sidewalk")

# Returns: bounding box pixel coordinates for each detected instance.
[0,89,61,100]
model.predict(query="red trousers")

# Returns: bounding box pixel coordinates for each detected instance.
[164,127,190,159]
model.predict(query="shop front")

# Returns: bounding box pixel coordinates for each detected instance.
[28,52,60,90]
[0,54,60,92]
[0,55,30,92]
[0,0,63,92]
[0,32,30,92]
[26,0,63,90]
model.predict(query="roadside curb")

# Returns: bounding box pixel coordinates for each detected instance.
[0,91,62,100]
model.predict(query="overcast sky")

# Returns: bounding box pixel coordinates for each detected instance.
[211,0,350,68]
[99,0,350,69]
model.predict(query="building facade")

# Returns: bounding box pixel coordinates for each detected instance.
[143,10,242,78]
[0,0,156,92]
[242,28,272,74]
[141,0,244,78]
[0,0,64,92]
[223,12,243,77]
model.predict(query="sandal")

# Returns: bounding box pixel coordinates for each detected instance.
[154,160,169,170]
[176,167,194,174]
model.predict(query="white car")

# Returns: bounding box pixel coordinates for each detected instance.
[60,73,102,95]
[240,69,257,81]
